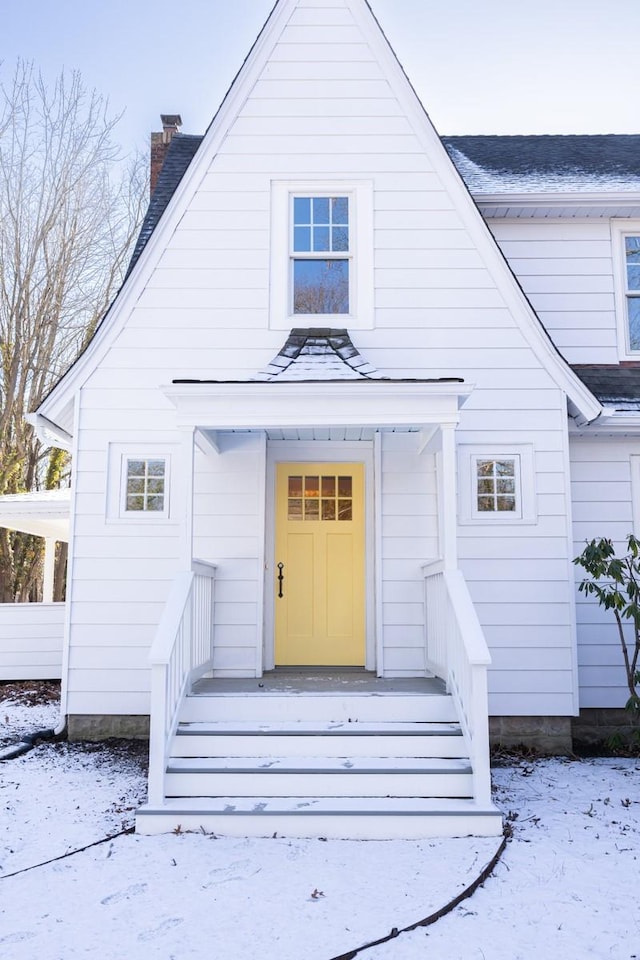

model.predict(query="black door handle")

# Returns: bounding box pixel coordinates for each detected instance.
[277,562,284,598]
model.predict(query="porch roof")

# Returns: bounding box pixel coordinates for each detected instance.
[163,378,472,434]
[0,488,71,541]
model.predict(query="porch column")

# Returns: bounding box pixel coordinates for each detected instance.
[43,537,57,602]
[438,422,458,570]
[177,426,195,568]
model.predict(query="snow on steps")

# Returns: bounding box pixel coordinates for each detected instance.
[136,688,503,839]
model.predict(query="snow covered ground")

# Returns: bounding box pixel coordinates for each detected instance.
[1,688,638,960]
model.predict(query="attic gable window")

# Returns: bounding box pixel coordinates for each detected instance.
[292,196,350,315]
[270,180,373,330]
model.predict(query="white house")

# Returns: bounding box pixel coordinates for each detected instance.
[22,0,640,837]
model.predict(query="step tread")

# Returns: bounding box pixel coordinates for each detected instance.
[176,721,462,736]
[138,796,500,816]
[166,756,472,774]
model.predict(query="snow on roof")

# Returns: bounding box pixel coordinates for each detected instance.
[443,135,640,194]
[253,329,383,381]
[572,364,640,409]
[0,488,71,540]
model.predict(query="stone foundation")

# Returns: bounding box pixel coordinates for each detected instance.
[489,715,573,754]
[66,714,150,741]
[572,708,639,747]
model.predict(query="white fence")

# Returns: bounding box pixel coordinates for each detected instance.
[0,602,65,681]
[423,561,492,805]
[148,560,217,804]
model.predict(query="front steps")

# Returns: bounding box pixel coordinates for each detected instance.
[136,677,503,839]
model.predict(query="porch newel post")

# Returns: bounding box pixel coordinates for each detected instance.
[439,422,458,570]
[177,426,195,568]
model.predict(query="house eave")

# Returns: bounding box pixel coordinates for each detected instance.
[475,191,640,219]
[163,379,474,431]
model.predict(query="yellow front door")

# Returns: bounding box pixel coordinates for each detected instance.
[275,462,365,666]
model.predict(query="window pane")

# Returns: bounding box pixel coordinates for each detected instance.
[127,495,145,511]
[288,476,303,497]
[147,460,165,477]
[127,478,145,494]
[305,476,319,498]
[497,478,515,494]
[288,499,303,520]
[333,226,349,251]
[321,476,335,497]
[476,460,494,477]
[338,476,352,497]
[477,478,494,495]
[293,259,349,314]
[294,197,311,223]
[147,496,164,511]
[338,499,352,520]
[629,298,640,350]
[627,265,640,292]
[477,496,494,512]
[497,496,516,512]
[313,226,330,252]
[322,499,336,520]
[294,226,311,252]
[127,460,145,476]
[332,197,348,223]
[305,498,319,520]
[495,460,515,476]
[313,197,330,223]
[147,478,165,494]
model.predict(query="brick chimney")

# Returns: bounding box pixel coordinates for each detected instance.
[150,114,182,196]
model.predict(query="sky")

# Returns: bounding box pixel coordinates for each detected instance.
[3,0,640,156]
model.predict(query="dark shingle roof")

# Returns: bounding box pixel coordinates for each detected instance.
[253,328,382,380]
[572,365,640,409]
[443,135,640,193]
[126,134,640,270]
[127,133,203,276]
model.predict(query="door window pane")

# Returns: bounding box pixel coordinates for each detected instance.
[287,472,355,521]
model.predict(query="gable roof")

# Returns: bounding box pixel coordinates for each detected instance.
[127,134,202,276]
[34,0,602,431]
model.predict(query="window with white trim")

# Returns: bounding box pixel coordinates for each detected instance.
[623,234,640,351]
[458,445,535,524]
[270,180,373,330]
[106,444,174,522]
[612,222,640,357]
[122,458,167,513]
[472,456,520,517]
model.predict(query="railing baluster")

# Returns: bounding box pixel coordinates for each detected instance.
[148,561,217,807]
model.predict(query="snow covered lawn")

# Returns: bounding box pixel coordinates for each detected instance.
[1,686,638,960]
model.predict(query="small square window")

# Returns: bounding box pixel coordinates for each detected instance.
[124,458,167,513]
[459,445,535,524]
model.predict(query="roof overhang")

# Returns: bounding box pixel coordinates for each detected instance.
[0,489,71,541]
[163,380,473,431]
[475,191,640,219]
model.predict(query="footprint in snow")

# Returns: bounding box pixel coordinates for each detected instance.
[203,859,262,886]
[137,918,184,942]
[101,882,148,905]
[0,932,37,944]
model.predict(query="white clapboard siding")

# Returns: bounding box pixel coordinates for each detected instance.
[62,0,580,719]
[490,220,618,364]
[570,438,640,709]
[0,603,65,680]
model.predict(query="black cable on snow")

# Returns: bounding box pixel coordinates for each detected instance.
[0,827,134,880]
[328,832,509,960]
[0,728,57,761]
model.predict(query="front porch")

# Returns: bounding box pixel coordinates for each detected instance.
[137,355,501,837]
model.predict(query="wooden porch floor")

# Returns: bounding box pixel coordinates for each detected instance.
[192,669,446,696]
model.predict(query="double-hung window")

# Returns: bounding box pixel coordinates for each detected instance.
[292,196,350,315]
[270,180,373,329]
[623,235,640,352]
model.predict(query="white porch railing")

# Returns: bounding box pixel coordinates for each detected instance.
[148,560,217,805]
[423,560,492,805]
